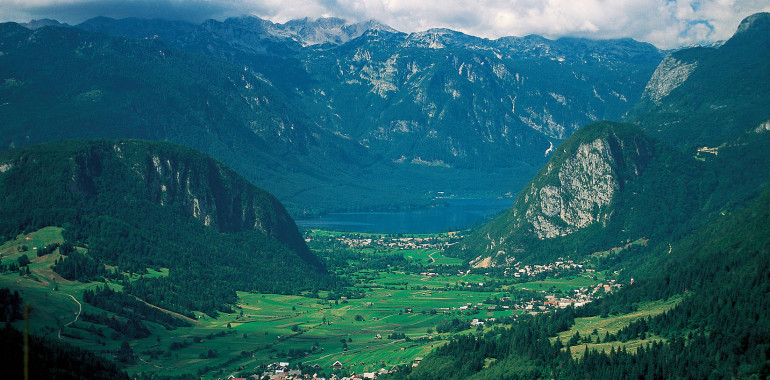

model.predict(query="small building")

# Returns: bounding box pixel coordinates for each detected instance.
[332,361,343,370]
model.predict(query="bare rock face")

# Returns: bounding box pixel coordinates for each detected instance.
[524,138,619,238]
[456,121,657,265]
[641,55,698,105]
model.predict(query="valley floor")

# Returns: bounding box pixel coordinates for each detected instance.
[0,227,674,379]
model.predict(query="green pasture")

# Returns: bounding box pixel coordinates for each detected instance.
[555,295,683,358]
[519,272,606,292]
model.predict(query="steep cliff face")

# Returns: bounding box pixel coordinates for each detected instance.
[640,55,698,105]
[513,122,654,238]
[66,140,313,260]
[454,121,669,265]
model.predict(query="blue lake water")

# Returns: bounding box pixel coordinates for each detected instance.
[296,198,515,233]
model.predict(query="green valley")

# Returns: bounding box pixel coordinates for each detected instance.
[1,226,637,378]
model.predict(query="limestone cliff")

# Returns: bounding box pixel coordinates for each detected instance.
[454,121,660,265]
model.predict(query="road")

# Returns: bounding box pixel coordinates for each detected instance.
[58,294,82,340]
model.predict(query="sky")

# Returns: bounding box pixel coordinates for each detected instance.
[1,0,768,49]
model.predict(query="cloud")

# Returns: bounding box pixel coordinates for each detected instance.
[1,0,768,48]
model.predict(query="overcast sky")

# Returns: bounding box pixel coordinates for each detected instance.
[2,0,768,49]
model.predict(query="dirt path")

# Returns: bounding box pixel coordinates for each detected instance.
[58,294,82,340]
[130,295,201,326]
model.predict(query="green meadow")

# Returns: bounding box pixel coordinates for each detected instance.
[0,228,648,378]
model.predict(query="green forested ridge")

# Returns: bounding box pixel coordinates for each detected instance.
[0,139,332,316]
[628,12,770,148]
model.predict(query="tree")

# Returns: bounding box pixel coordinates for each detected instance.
[117,340,135,364]
[17,254,30,267]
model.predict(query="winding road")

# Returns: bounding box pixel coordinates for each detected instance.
[58,294,82,340]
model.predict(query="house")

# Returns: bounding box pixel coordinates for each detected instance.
[332,361,343,370]
[412,357,423,367]
[363,373,376,379]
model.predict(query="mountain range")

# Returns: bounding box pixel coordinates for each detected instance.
[2,15,664,216]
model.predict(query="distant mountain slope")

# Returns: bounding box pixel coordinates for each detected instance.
[0,22,409,215]
[72,15,664,197]
[0,140,331,316]
[628,12,770,148]
[297,28,662,169]
[94,16,661,169]
[452,121,710,264]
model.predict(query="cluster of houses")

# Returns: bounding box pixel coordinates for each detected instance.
[503,260,584,278]
[225,359,420,380]
[520,278,624,313]
[306,232,459,251]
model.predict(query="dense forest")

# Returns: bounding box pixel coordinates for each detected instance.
[0,140,335,317]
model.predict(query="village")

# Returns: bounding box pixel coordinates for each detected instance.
[305,231,462,252]
[221,357,420,380]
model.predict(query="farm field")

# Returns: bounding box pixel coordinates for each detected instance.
[555,295,684,359]
[0,228,617,378]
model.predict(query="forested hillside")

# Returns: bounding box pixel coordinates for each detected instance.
[0,140,332,316]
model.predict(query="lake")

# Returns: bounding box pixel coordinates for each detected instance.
[296,198,514,233]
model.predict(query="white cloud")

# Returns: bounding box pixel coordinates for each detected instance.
[0,0,768,48]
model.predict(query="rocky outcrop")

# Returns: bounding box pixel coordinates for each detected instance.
[641,55,697,105]
[523,138,619,238]
[455,121,658,264]
[514,124,653,239]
